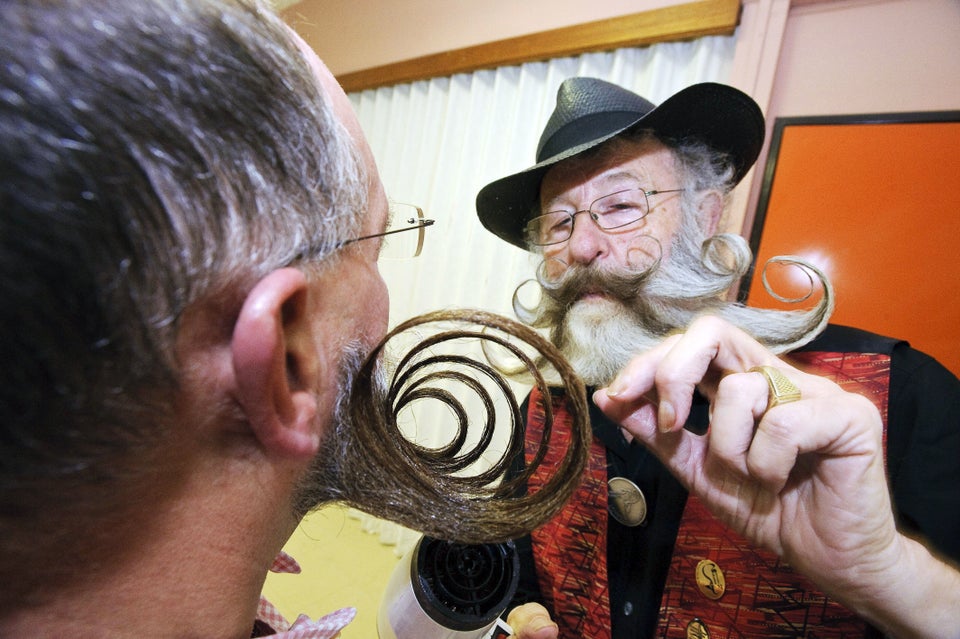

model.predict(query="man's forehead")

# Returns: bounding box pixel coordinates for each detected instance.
[286,26,388,228]
[541,139,676,202]
[287,28,359,140]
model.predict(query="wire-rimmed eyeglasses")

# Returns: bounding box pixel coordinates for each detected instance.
[338,202,434,259]
[524,187,685,247]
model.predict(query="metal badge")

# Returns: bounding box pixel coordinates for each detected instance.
[607,476,648,526]
[695,559,725,600]
[685,617,710,639]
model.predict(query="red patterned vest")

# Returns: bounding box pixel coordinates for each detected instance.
[525,351,892,639]
[526,388,613,639]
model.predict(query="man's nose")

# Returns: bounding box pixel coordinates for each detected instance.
[565,211,605,265]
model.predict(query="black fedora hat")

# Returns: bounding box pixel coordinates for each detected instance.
[475,78,765,250]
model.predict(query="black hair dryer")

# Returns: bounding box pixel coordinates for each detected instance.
[377,535,519,639]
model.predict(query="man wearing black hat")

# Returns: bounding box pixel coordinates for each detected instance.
[478,79,960,639]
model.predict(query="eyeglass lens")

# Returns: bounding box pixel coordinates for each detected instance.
[378,203,428,259]
[525,188,651,246]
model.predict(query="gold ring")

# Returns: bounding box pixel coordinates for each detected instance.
[749,365,801,409]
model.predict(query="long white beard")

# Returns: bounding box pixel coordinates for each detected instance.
[560,297,661,386]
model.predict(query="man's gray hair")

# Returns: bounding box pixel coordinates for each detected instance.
[0,0,365,537]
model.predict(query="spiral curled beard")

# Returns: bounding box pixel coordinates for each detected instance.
[292,310,591,544]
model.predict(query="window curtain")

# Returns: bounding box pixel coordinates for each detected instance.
[346,33,737,553]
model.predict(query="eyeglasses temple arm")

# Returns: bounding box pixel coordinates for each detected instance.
[337,218,435,248]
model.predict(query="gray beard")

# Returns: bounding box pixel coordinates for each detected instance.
[291,339,383,518]
[517,226,833,386]
[560,296,662,386]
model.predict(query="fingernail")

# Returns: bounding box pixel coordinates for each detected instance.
[658,401,676,432]
[606,377,625,397]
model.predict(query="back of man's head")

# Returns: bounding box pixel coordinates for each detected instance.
[0,0,364,603]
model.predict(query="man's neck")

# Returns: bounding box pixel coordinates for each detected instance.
[1,471,292,638]
[2,526,274,639]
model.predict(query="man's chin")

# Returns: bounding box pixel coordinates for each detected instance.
[559,298,629,386]
[571,293,620,314]
[559,293,673,386]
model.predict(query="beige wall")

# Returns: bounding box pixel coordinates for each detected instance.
[282,0,679,75]
[770,0,959,117]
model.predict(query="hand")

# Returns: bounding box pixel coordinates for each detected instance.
[505,602,558,639]
[594,316,960,637]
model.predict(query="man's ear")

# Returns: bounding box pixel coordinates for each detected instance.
[698,190,724,235]
[231,268,320,459]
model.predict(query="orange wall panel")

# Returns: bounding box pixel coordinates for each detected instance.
[746,115,960,377]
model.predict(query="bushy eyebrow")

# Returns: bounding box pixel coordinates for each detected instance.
[543,171,643,211]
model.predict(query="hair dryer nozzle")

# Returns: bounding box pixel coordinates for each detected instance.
[378,536,519,639]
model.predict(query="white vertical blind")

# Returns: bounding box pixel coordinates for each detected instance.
[347,34,737,552]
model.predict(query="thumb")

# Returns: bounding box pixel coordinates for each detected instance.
[506,602,559,639]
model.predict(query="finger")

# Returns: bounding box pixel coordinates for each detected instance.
[651,316,775,430]
[601,333,682,403]
[593,388,659,439]
[704,371,770,474]
[506,602,559,639]
[747,391,884,491]
[708,365,842,488]
[595,389,711,491]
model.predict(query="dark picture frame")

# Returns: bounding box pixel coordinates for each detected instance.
[742,110,960,376]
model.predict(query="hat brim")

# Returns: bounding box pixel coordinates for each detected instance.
[476,82,764,251]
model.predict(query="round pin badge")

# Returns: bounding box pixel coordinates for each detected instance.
[607,476,648,526]
[695,559,726,600]
[686,617,710,639]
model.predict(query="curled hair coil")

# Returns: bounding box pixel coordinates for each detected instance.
[345,309,589,544]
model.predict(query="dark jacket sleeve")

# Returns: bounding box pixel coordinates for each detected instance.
[802,325,960,565]
[885,341,960,564]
